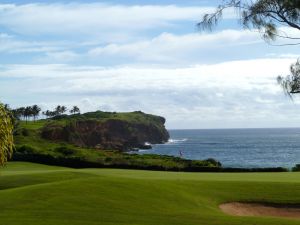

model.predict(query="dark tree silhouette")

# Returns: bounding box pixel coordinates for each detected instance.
[70,106,80,115]
[24,106,33,123]
[60,106,67,114]
[278,59,300,96]
[43,110,51,119]
[55,105,67,116]
[32,105,41,122]
[55,105,62,116]
[17,107,26,120]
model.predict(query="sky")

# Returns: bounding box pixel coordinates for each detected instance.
[0,0,300,129]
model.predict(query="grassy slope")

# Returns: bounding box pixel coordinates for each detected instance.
[59,110,166,123]
[0,162,300,225]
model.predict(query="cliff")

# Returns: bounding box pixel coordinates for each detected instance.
[41,111,169,151]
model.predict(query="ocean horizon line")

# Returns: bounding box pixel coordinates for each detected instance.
[168,127,300,131]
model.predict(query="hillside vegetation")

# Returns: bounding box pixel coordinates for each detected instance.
[13,111,221,171]
[0,162,299,225]
[12,110,291,172]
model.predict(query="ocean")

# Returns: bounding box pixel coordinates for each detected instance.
[136,128,300,168]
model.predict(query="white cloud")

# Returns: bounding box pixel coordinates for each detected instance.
[0,28,296,66]
[1,58,300,128]
[0,3,234,40]
[0,29,264,65]
[88,30,263,64]
[0,32,74,54]
[40,51,80,63]
[0,2,299,128]
[266,53,300,59]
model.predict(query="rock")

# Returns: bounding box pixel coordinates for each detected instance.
[41,111,169,151]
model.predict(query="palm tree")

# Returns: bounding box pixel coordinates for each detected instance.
[54,105,67,116]
[17,107,26,120]
[60,106,67,115]
[24,107,29,122]
[43,110,51,119]
[32,105,41,122]
[0,103,13,166]
[49,111,56,117]
[70,106,80,115]
[55,105,61,116]
[24,106,34,123]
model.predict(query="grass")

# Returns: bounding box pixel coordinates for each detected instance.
[0,162,300,225]
[56,110,166,124]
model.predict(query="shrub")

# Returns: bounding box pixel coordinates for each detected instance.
[204,158,222,167]
[16,145,38,154]
[105,157,113,163]
[55,146,77,156]
[292,164,300,172]
[21,128,30,136]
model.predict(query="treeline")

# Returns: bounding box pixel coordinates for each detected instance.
[5,104,80,122]
[43,105,80,118]
[10,105,41,122]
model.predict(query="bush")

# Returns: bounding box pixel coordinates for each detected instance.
[204,158,222,167]
[12,145,289,173]
[221,167,288,172]
[292,164,300,172]
[54,146,77,156]
[16,145,38,154]
[21,128,30,136]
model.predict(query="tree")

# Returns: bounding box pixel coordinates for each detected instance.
[60,106,67,114]
[70,106,80,115]
[24,106,33,123]
[43,110,51,119]
[55,105,67,116]
[277,59,300,96]
[55,105,61,116]
[32,105,41,122]
[199,0,300,95]
[17,107,25,120]
[198,0,300,42]
[0,103,13,166]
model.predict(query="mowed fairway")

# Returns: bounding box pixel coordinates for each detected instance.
[1,162,300,225]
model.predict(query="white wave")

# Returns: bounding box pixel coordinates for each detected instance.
[167,138,188,144]
[138,149,150,152]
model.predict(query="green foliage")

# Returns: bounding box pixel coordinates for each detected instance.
[13,105,41,122]
[47,110,166,128]
[13,143,222,171]
[54,146,77,156]
[0,103,14,166]
[292,164,300,171]
[13,119,289,172]
[13,117,219,171]
[16,145,38,154]
[21,128,30,136]
[38,110,170,151]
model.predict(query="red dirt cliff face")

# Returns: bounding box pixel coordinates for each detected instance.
[41,118,169,151]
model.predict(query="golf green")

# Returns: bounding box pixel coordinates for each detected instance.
[1,162,300,225]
